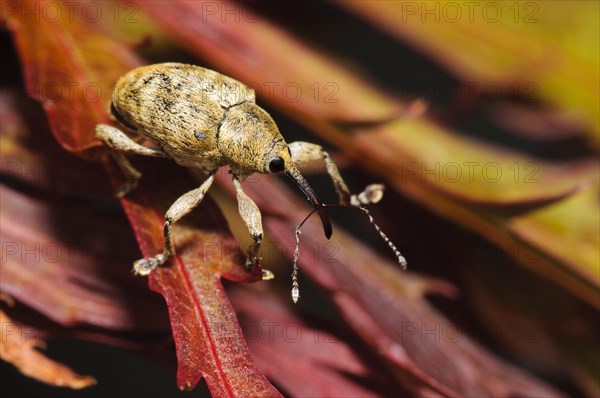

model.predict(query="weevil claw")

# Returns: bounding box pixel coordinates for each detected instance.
[133,253,167,276]
[245,254,262,269]
[261,269,275,280]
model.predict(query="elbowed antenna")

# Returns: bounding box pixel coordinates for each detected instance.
[290,184,407,303]
[285,163,332,239]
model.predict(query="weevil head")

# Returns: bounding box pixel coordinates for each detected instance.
[218,102,332,239]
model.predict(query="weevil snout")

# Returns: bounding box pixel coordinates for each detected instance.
[265,146,332,239]
[284,161,332,239]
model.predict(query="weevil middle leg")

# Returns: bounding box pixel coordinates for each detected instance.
[132,172,217,275]
[232,175,264,269]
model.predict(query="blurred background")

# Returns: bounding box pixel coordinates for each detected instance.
[1,1,598,397]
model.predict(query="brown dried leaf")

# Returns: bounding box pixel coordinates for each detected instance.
[0,308,96,389]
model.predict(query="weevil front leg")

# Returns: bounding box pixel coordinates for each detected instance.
[132,172,216,276]
[289,141,386,206]
[95,124,168,197]
[288,141,355,205]
[232,175,264,270]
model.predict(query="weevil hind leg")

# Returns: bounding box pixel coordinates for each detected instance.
[288,141,352,205]
[110,152,142,197]
[132,172,217,276]
[95,124,168,197]
[232,175,264,270]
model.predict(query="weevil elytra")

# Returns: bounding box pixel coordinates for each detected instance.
[96,63,406,301]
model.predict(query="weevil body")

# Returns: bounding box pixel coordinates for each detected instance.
[96,63,404,298]
[111,64,276,174]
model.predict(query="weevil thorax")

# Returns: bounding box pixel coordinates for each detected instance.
[218,102,291,175]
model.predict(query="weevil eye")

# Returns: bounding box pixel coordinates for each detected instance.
[269,157,285,173]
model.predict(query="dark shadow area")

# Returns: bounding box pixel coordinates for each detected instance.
[245,0,459,107]
[0,339,200,398]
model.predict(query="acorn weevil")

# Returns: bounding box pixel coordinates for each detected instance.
[95,63,406,301]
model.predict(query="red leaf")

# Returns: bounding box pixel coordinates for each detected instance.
[122,171,278,395]
[4,2,138,157]
[230,287,400,397]
[5,2,280,395]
